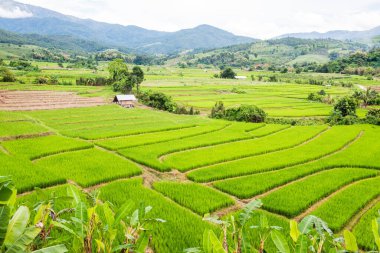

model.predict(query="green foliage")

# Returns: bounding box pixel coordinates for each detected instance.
[366,108,380,125]
[210,102,225,119]
[108,59,144,93]
[137,90,176,112]
[224,105,266,123]
[330,96,358,122]
[53,186,164,253]
[0,67,16,82]
[220,68,236,79]
[210,103,266,123]
[0,177,67,253]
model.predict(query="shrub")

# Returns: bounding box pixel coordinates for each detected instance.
[225,105,266,123]
[210,101,225,119]
[308,93,323,102]
[210,103,266,123]
[366,109,380,125]
[138,90,176,112]
[0,67,16,82]
[220,68,236,79]
[333,96,358,117]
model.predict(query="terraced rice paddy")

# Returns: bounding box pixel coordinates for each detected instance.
[1,104,379,252]
[143,82,352,117]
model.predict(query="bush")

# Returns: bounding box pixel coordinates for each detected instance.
[0,67,16,82]
[210,103,266,123]
[366,109,380,125]
[76,77,110,86]
[138,90,176,112]
[210,101,226,119]
[220,68,236,79]
[333,96,358,117]
[225,105,266,123]
[307,93,323,102]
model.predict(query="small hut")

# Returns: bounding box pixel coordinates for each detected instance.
[113,95,137,108]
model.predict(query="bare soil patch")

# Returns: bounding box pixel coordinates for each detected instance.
[0,90,105,111]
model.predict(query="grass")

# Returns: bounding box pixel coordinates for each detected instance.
[187,125,361,182]
[2,135,93,160]
[0,152,66,192]
[261,168,378,217]
[118,122,260,171]
[35,148,141,187]
[163,125,326,171]
[153,181,235,215]
[214,125,380,198]
[94,124,223,150]
[353,201,380,250]
[0,121,48,138]
[98,178,218,253]
[311,176,380,232]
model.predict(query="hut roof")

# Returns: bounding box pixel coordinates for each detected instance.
[113,95,137,102]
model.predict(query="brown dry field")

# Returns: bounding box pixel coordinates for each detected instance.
[0,90,105,111]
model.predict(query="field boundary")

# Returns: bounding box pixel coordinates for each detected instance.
[0,132,53,141]
[184,127,330,175]
[294,176,380,222]
[159,124,291,164]
[342,195,380,232]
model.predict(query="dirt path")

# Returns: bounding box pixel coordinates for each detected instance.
[343,195,380,232]
[0,131,53,141]
[0,90,105,111]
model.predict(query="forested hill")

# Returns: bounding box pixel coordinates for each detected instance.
[0,29,111,53]
[174,38,371,68]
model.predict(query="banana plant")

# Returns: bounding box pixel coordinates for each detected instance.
[372,210,380,251]
[287,216,345,253]
[187,199,284,253]
[53,185,165,253]
[0,176,67,253]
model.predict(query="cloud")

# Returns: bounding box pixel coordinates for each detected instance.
[0,6,33,19]
[15,0,380,39]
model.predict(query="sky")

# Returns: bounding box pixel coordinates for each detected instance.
[12,0,380,39]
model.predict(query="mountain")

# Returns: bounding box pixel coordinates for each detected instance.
[0,29,111,53]
[0,0,256,54]
[277,26,380,42]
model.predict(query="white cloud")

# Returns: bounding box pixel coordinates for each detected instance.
[16,0,380,39]
[0,6,33,18]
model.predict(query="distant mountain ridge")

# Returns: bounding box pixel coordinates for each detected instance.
[0,0,256,54]
[277,26,380,42]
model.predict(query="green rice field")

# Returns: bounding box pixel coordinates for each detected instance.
[0,103,379,251]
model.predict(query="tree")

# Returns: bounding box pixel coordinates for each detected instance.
[333,96,357,117]
[108,59,128,82]
[108,60,145,94]
[220,68,236,79]
[0,67,16,82]
[353,88,378,107]
[131,66,144,93]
